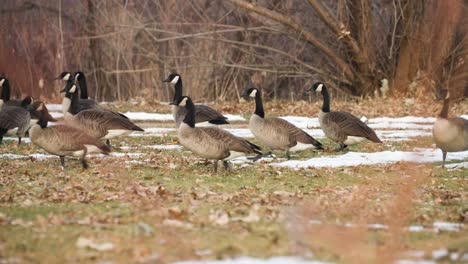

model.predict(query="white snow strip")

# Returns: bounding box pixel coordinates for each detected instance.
[433,221,464,232]
[0,152,145,160]
[122,112,174,121]
[45,104,63,111]
[368,123,433,130]
[224,114,246,122]
[50,112,64,119]
[1,137,32,143]
[272,149,468,168]
[120,144,182,150]
[172,256,328,264]
[442,161,468,170]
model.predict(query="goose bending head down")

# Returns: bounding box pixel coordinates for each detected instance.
[170,96,261,172]
[163,73,228,127]
[0,96,35,145]
[241,87,322,159]
[28,101,110,169]
[432,89,468,168]
[307,82,382,151]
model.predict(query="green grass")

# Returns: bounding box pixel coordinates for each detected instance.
[0,121,467,263]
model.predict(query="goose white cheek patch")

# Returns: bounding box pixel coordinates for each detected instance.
[69,85,77,93]
[249,89,257,98]
[170,76,180,84]
[0,79,4,86]
[316,84,323,92]
[64,73,71,81]
[179,98,188,106]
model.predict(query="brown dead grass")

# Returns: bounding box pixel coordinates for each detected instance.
[288,163,430,264]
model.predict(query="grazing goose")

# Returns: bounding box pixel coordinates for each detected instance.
[432,89,468,167]
[242,87,322,159]
[0,77,31,108]
[56,71,99,114]
[171,96,261,172]
[163,73,228,127]
[28,101,110,169]
[0,97,35,144]
[62,83,144,147]
[308,82,382,151]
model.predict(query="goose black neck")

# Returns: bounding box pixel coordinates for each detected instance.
[66,90,81,114]
[183,99,196,128]
[321,86,331,112]
[254,92,265,118]
[77,73,88,99]
[173,79,183,102]
[439,97,449,118]
[38,119,48,129]
[1,80,10,102]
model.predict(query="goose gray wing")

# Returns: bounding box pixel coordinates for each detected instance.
[201,127,261,154]
[327,111,381,143]
[270,117,323,148]
[0,107,28,129]
[194,105,229,124]
[77,109,144,131]
[3,100,23,108]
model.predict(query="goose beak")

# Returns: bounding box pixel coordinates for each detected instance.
[54,76,61,80]
[60,87,67,93]
[44,112,57,122]
[162,77,170,82]
[169,101,177,105]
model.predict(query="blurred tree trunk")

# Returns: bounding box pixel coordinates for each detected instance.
[392,0,465,97]
[87,0,107,101]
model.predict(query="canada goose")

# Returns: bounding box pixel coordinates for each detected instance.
[171,96,261,172]
[28,101,110,169]
[62,83,144,147]
[56,71,99,114]
[241,88,322,159]
[0,77,31,108]
[0,97,35,145]
[163,73,228,127]
[308,82,382,151]
[432,89,468,167]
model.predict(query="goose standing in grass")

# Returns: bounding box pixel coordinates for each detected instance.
[0,96,34,144]
[0,77,30,108]
[28,101,110,169]
[62,82,143,147]
[171,96,261,172]
[308,82,382,151]
[242,87,322,159]
[163,73,228,127]
[432,89,468,168]
[56,71,100,114]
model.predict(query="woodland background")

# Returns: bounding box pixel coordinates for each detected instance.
[0,0,467,102]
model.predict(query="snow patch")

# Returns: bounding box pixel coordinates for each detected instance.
[272,149,468,168]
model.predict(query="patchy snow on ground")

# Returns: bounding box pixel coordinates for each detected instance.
[45,104,63,112]
[172,256,328,264]
[120,144,182,150]
[272,149,468,168]
[442,161,468,171]
[122,112,174,121]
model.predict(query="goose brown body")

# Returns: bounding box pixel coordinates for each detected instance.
[174,96,261,172]
[432,90,468,167]
[0,106,31,144]
[309,83,381,151]
[62,83,143,144]
[243,87,322,158]
[28,101,110,169]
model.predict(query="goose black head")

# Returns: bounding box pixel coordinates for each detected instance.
[308,82,326,93]
[55,71,72,81]
[21,96,34,107]
[30,101,57,127]
[74,71,85,81]
[170,95,190,106]
[163,73,181,84]
[241,87,259,99]
[0,77,7,87]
